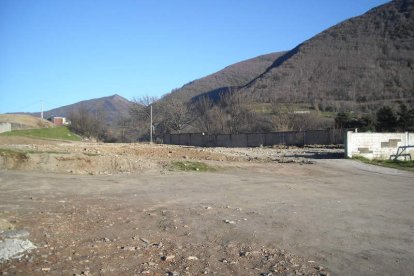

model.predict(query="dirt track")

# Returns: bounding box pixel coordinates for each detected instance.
[0,141,414,275]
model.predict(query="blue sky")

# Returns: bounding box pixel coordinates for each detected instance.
[0,0,389,113]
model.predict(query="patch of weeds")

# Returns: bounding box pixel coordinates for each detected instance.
[169,161,215,172]
[353,155,414,172]
[0,148,29,162]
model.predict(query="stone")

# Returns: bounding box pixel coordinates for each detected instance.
[140,238,150,244]
[187,256,198,260]
[162,255,175,261]
[239,251,250,257]
[1,230,30,239]
[0,239,36,263]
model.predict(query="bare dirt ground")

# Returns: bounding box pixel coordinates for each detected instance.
[0,140,413,275]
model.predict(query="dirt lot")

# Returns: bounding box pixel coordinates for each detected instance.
[0,140,413,275]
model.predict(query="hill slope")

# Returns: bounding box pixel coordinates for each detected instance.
[236,0,414,110]
[0,114,54,129]
[163,52,286,101]
[31,94,132,127]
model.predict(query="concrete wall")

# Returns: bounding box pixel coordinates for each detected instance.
[345,131,414,160]
[163,129,345,148]
[0,123,11,133]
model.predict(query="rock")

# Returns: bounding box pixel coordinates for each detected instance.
[162,255,175,261]
[152,242,163,248]
[167,272,179,276]
[140,238,150,244]
[0,239,36,263]
[187,256,198,260]
[121,246,137,251]
[220,259,228,263]
[1,230,30,239]
[239,251,250,257]
[224,220,236,224]
[41,268,51,272]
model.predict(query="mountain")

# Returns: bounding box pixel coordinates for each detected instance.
[181,0,413,112]
[235,0,414,110]
[162,52,286,102]
[31,94,132,127]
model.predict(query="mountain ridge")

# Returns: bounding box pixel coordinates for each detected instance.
[28,94,133,127]
[236,0,414,110]
[179,0,413,112]
[162,51,286,102]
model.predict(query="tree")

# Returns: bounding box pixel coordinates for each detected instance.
[219,92,252,134]
[335,112,352,129]
[157,96,192,134]
[68,106,104,139]
[129,95,159,140]
[190,96,226,134]
[397,103,414,131]
[376,106,397,132]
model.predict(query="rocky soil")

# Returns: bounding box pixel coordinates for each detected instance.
[0,139,345,275]
[0,138,343,175]
[1,196,328,275]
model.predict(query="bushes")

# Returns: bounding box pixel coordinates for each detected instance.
[335,103,414,132]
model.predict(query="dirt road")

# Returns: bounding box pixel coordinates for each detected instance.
[1,156,413,275]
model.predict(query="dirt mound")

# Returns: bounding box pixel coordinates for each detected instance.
[0,114,54,130]
[0,143,241,175]
[0,138,343,175]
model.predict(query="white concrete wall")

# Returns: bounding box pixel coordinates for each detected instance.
[346,131,414,160]
[0,123,11,133]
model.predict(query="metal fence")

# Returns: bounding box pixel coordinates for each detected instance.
[163,129,345,147]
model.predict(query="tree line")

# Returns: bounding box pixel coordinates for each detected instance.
[67,93,414,142]
[335,103,414,132]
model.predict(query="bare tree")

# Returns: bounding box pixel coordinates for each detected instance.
[157,97,192,134]
[68,106,104,139]
[190,96,216,133]
[128,95,159,140]
[130,95,158,122]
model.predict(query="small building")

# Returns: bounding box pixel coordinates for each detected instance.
[53,117,67,126]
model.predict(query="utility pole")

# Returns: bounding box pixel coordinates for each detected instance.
[150,105,153,144]
[41,100,44,119]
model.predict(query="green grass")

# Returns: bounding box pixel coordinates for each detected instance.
[169,161,215,172]
[320,111,337,118]
[0,126,81,141]
[353,156,414,172]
